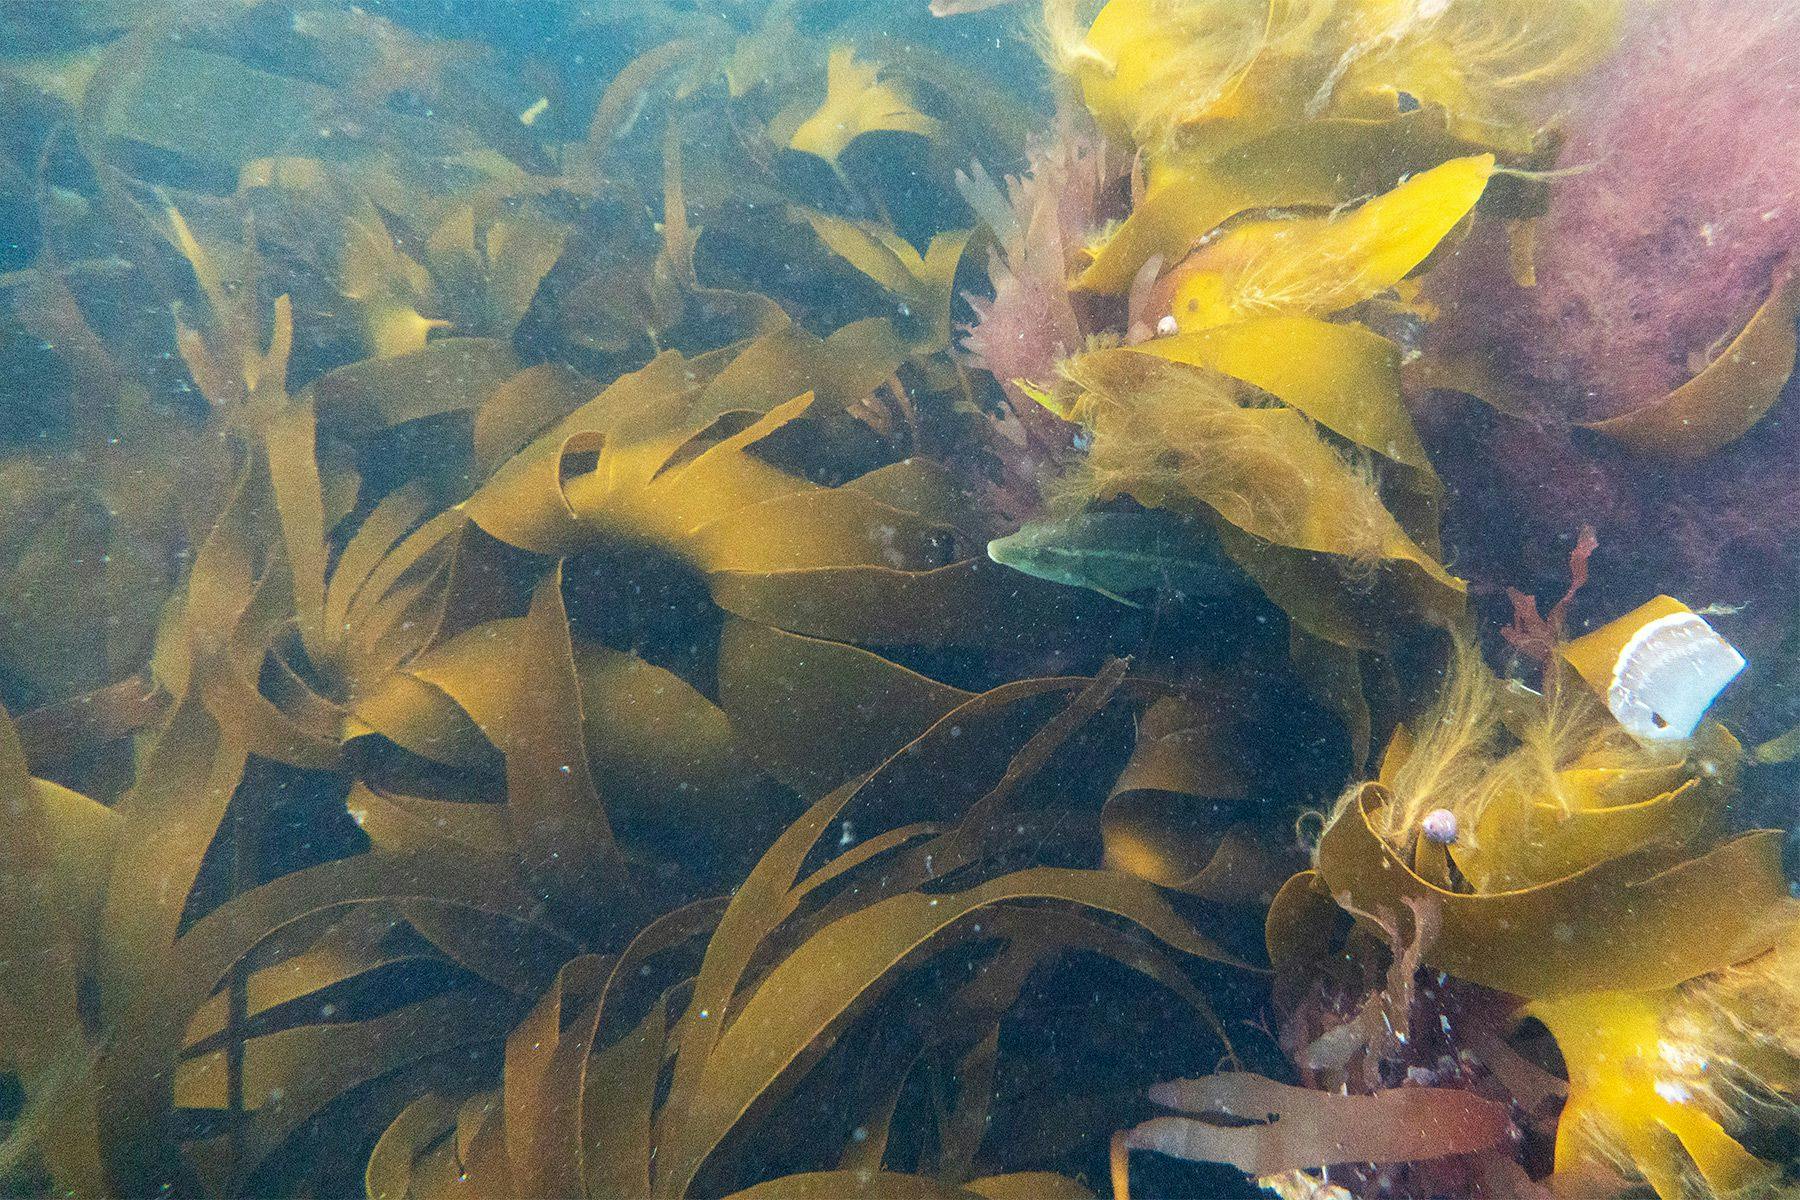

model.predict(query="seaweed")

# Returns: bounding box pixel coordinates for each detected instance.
[5,5,1800,1200]
[789,47,945,173]
[359,672,1257,1199]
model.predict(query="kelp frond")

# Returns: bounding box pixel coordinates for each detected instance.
[789,47,945,168]
[1349,630,1646,858]
[1158,154,1494,332]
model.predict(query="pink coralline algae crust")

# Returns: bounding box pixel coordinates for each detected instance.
[1452,0,1800,422]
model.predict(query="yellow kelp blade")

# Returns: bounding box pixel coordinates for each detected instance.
[802,209,930,296]
[1316,782,1791,999]
[1163,154,1494,331]
[1076,107,1477,295]
[789,46,943,168]
[718,619,973,797]
[408,567,629,926]
[0,703,116,1196]
[1099,692,1295,906]
[1141,316,1436,487]
[423,200,569,338]
[1067,0,1271,150]
[1530,989,1778,1200]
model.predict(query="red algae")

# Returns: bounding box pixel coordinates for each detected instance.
[959,124,1120,418]
[1412,0,1800,663]
[1418,380,1800,661]
[957,122,1127,519]
[1477,0,1800,420]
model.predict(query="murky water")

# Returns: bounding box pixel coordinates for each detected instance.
[1,2,1797,1197]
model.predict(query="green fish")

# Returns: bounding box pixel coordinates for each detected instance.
[987,510,1246,608]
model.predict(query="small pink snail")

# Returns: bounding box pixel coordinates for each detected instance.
[1421,808,1459,845]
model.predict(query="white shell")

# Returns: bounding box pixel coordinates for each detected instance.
[1607,612,1746,743]
[1155,314,1179,337]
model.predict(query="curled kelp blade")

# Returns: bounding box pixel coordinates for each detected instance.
[1315,781,1791,998]
[1099,691,1295,905]
[987,509,1249,607]
[1076,107,1482,296]
[1581,265,1800,460]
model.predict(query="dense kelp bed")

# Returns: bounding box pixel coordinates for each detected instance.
[1,2,1799,1198]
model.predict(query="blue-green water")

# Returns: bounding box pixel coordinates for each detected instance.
[1,2,1798,1198]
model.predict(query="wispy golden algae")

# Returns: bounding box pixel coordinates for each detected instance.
[1048,0,1622,159]
[1050,0,1296,153]
[1326,0,1626,151]
[1530,988,1780,1200]
[1154,154,1493,331]
[1053,348,1461,649]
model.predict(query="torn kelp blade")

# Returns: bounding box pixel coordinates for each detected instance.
[1562,597,1748,745]
[1608,611,1746,744]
